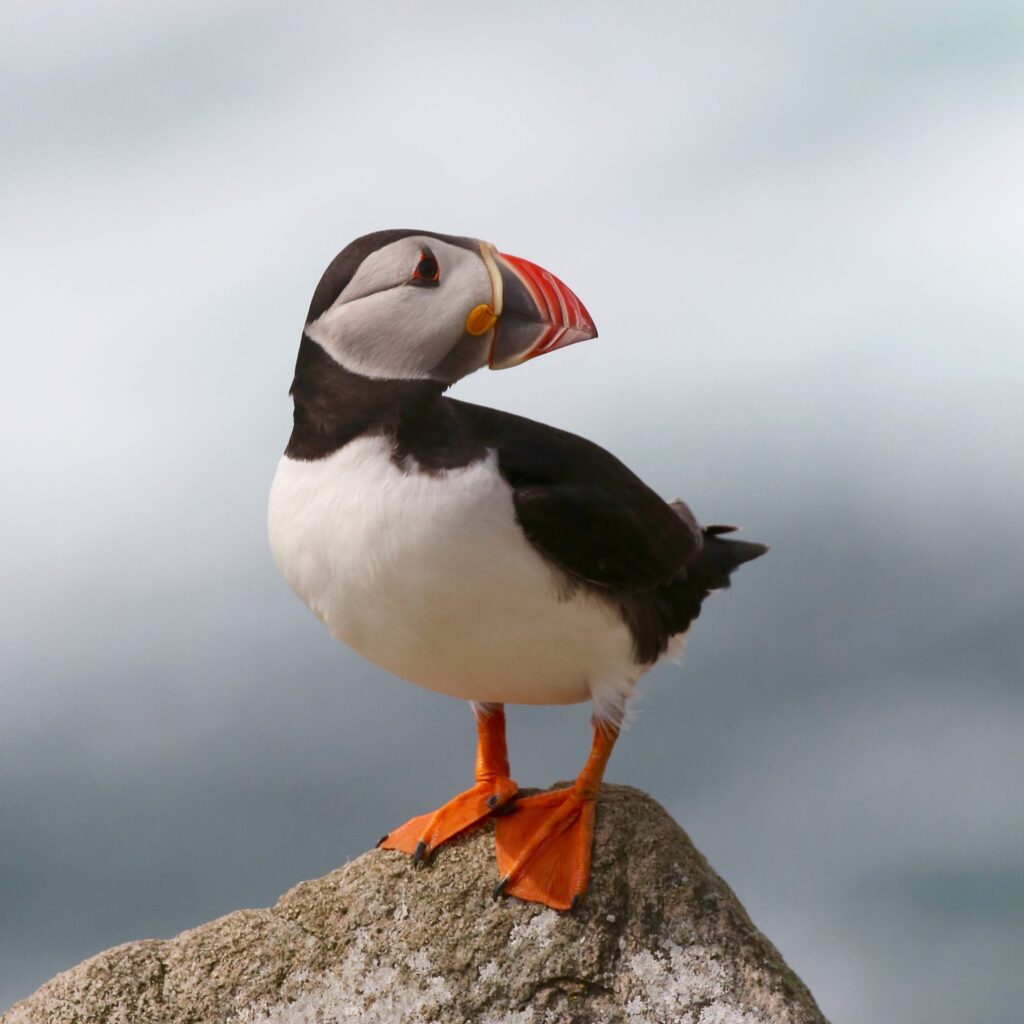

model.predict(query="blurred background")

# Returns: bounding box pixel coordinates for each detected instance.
[2,2,1022,1020]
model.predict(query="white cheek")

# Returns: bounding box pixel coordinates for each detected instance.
[306,260,492,381]
[305,297,418,379]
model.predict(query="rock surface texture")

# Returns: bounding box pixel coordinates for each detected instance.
[3,785,827,1024]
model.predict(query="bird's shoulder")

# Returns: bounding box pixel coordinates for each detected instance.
[445,399,701,589]
[444,398,650,485]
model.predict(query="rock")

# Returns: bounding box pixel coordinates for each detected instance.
[3,785,827,1024]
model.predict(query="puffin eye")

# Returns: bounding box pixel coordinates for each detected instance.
[410,247,440,287]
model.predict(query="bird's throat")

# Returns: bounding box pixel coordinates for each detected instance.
[285,335,451,463]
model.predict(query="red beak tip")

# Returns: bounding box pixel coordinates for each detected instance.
[490,250,597,367]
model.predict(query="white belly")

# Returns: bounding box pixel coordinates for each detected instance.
[267,436,639,706]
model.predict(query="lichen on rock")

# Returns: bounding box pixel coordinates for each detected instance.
[2,785,827,1024]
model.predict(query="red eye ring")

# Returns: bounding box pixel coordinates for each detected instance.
[410,246,440,287]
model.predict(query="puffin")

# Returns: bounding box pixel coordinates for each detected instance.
[268,229,766,910]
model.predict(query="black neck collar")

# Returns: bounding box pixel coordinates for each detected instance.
[285,336,446,460]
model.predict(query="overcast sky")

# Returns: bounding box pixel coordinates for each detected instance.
[2,3,1023,1021]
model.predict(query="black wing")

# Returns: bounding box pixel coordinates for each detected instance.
[449,400,767,665]
[449,400,702,589]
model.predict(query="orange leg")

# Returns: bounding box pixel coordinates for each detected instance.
[379,704,518,865]
[493,720,617,911]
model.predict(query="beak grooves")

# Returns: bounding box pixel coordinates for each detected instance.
[487,250,597,369]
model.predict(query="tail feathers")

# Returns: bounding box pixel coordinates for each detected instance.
[612,507,768,665]
[695,526,769,591]
[666,504,768,572]
[656,521,768,646]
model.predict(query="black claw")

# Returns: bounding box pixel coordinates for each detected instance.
[570,894,581,912]
[492,876,509,900]
[376,835,389,848]
[412,840,429,868]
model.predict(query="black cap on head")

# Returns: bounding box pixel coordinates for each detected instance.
[306,229,479,325]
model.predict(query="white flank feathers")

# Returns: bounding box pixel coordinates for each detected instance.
[268,436,642,711]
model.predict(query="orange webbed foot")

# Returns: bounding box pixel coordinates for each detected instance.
[379,775,518,865]
[492,785,597,911]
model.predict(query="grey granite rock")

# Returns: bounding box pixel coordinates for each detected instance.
[3,785,827,1023]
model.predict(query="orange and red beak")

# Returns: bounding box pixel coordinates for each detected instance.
[485,248,598,369]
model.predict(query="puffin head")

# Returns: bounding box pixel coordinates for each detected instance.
[300,229,597,385]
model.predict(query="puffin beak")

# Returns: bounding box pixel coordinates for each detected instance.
[481,247,598,370]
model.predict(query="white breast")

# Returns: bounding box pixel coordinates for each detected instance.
[267,436,638,708]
